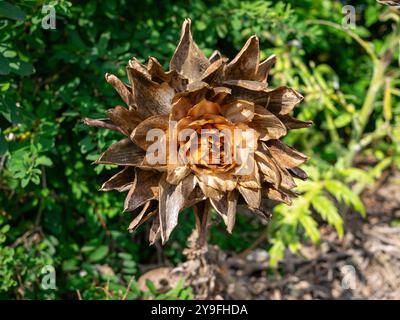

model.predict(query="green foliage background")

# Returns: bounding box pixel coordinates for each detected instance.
[0,0,399,299]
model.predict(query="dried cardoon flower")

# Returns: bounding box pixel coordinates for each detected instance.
[84,19,311,244]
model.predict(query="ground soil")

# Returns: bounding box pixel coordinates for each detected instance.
[223,169,400,300]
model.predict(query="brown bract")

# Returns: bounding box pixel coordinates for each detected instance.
[85,19,311,244]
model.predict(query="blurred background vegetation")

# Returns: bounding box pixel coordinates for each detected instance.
[0,0,399,299]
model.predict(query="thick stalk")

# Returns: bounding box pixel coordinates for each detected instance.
[182,201,226,299]
[357,61,385,140]
[194,200,211,249]
[345,60,385,166]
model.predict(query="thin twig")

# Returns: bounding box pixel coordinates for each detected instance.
[237,226,269,259]
[81,118,124,134]
[76,289,82,300]
[122,276,136,300]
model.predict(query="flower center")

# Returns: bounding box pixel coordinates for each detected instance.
[173,100,247,174]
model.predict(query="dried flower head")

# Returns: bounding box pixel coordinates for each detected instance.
[84,19,311,244]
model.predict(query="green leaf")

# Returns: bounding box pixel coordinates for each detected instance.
[311,195,344,237]
[10,61,35,76]
[122,267,137,275]
[299,214,320,243]
[0,82,10,91]
[97,32,111,53]
[21,177,30,188]
[333,113,352,128]
[348,193,366,218]
[31,174,40,185]
[325,180,345,201]
[339,168,373,186]
[325,180,366,217]
[269,239,285,267]
[36,156,53,167]
[122,260,136,268]
[118,252,133,260]
[63,259,79,271]
[370,158,392,180]
[0,2,26,20]
[0,55,10,75]
[88,245,109,262]
[1,224,10,234]
[0,96,22,123]
[145,279,157,295]
[195,21,207,31]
